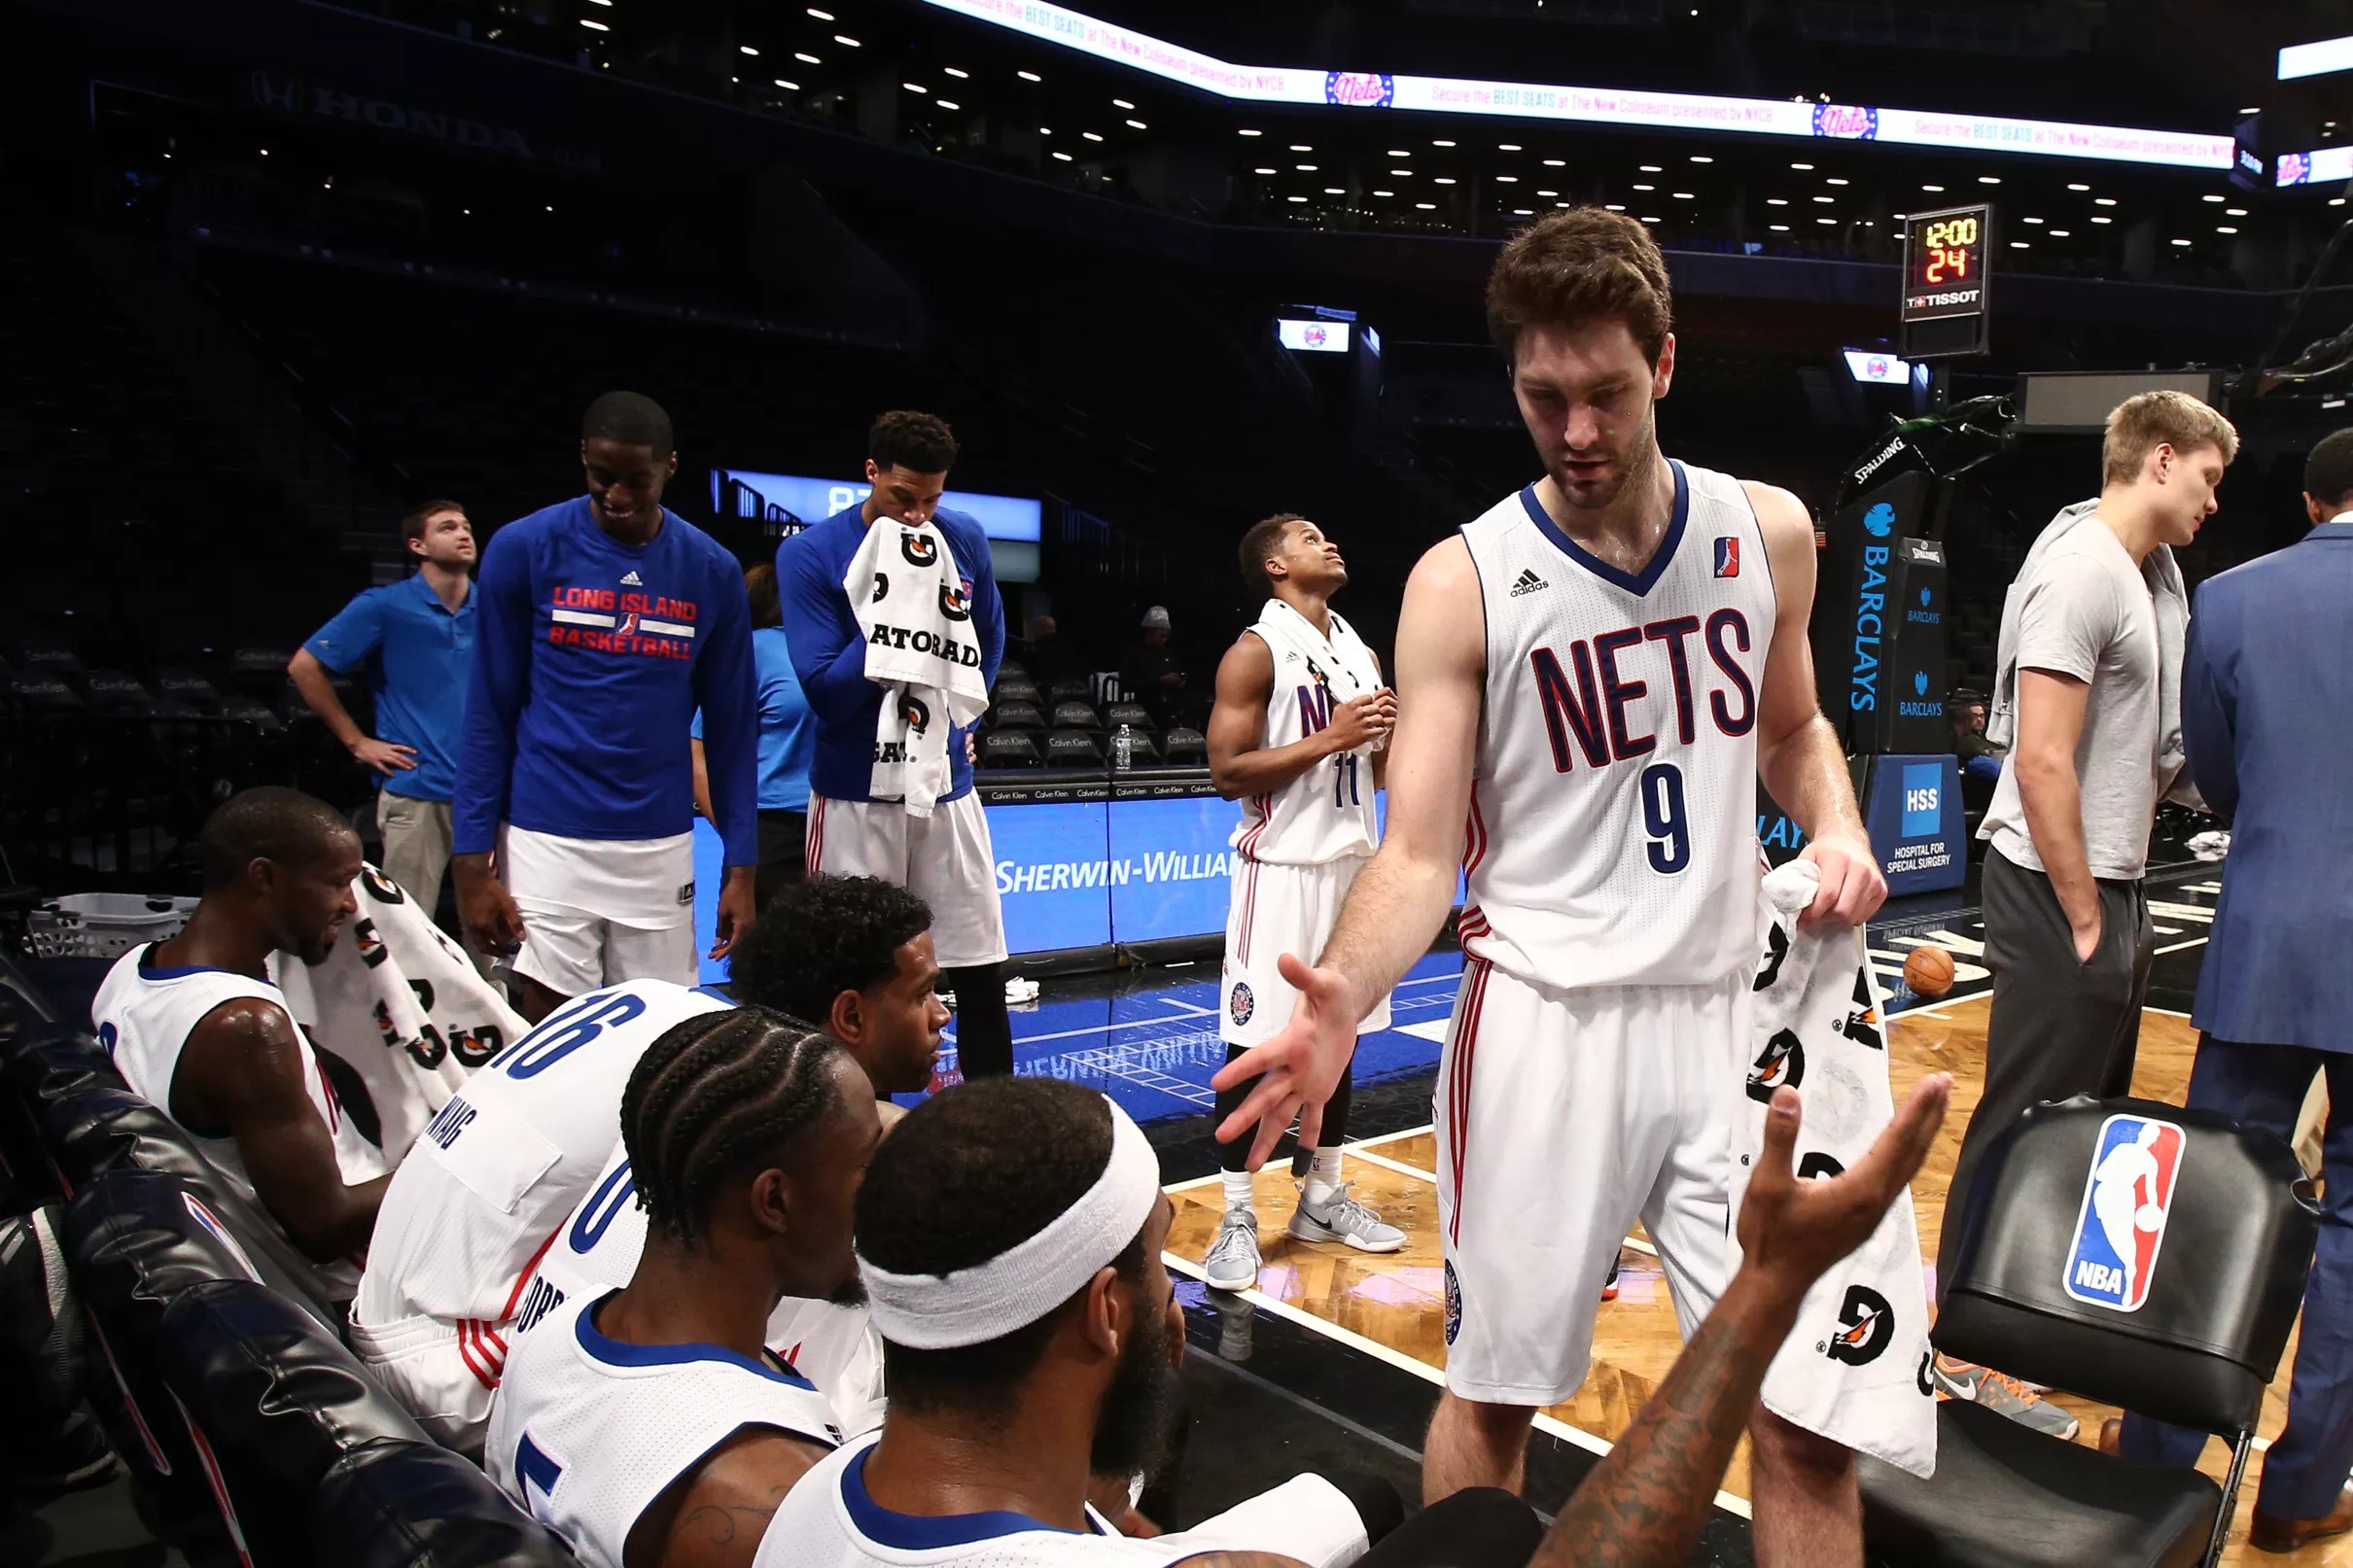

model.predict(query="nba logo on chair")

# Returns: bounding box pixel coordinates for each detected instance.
[2062,1113,2186,1311]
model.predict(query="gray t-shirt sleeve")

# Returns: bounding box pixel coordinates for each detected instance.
[2013,557,2118,684]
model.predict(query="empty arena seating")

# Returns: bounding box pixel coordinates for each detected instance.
[1860,1096,2318,1568]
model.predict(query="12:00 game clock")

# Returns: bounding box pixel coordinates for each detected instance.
[1899,204,1993,358]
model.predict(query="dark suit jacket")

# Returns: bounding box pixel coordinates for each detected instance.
[2181,519,2353,1051]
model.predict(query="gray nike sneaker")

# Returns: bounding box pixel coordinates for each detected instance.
[1286,1181,1407,1253]
[1203,1207,1262,1292]
[1930,1354,2082,1441]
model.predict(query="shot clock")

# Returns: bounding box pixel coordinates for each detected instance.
[1900,203,1993,358]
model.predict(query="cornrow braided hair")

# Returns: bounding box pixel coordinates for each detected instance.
[618,1006,845,1244]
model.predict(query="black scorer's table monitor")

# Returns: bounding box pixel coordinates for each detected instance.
[1900,203,1993,359]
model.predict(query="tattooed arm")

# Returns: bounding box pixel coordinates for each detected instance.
[1532,1075,1949,1568]
[626,1429,831,1568]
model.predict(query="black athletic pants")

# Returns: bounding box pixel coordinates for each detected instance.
[1936,847,2155,1293]
[944,961,1013,1079]
[1213,1045,1352,1174]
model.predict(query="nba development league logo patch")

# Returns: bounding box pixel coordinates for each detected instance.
[2064,1114,2186,1311]
[1228,982,1254,1028]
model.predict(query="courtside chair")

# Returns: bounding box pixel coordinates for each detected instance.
[1859,1095,2316,1568]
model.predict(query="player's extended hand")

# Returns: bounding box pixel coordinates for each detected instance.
[349,737,418,776]
[711,866,757,960]
[1797,830,1886,927]
[1736,1075,1949,1302]
[1325,691,1397,752]
[453,857,526,958]
[1211,953,1360,1169]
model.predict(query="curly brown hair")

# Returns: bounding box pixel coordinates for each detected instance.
[1486,207,1673,367]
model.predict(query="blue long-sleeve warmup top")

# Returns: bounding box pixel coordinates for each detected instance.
[453,497,759,865]
[775,503,1005,805]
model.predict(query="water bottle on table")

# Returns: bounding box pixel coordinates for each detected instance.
[1111,723,1134,771]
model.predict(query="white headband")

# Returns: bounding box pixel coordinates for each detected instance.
[860,1097,1161,1350]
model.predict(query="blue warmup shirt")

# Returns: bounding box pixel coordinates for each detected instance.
[776,503,1005,806]
[693,626,814,812]
[453,498,759,865]
[302,574,474,802]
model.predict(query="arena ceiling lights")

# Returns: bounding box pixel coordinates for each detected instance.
[919,0,2233,171]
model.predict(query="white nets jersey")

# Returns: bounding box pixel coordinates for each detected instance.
[514,1143,888,1439]
[92,946,387,1284]
[354,980,732,1349]
[754,1433,1370,1568]
[1457,462,1776,991]
[487,1291,844,1568]
[1229,601,1384,867]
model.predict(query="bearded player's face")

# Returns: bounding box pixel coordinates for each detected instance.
[1511,320,1675,512]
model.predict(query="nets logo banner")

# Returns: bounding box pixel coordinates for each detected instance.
[1324,71,1395,107]
[1812,103,1879,140]
[2064,1114,2187,1311]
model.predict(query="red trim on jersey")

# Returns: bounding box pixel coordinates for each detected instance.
[1461,783,1490,878]
[1235,859,1261,964]
[1445,958,1493,1246]
[498,1223,569,1325]
[806,797,826,874]
[1237,792,1272,863]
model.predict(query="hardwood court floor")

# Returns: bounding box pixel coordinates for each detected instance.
[1165,993,2348,1566]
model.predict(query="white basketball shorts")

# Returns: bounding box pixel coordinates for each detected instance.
[804,793,1007,969]
[502,826,696,996]
[1220,855,1391,1047]
[1436,958,1751,1407]
[345,1310,505,1455]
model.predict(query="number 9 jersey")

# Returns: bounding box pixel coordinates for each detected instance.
[350,978,733,1449]
[1457,461,1774,992]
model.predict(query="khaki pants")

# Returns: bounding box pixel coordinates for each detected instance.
[375,792,455,918]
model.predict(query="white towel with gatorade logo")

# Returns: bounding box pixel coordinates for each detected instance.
[846,518,990,816]
[269,863,524,1166]
[1729,858,1937,1479]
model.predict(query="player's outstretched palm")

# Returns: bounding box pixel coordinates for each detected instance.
[1737,1074,1949,1298]
[1212,953,1360,1169]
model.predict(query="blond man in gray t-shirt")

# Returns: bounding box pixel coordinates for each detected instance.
[1933,391,2238,1433]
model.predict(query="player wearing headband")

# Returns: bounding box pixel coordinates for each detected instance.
[487,1009,880,1568]
[755,1070,1948,1568]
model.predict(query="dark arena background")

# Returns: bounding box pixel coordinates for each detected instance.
[4,0,2353,1563]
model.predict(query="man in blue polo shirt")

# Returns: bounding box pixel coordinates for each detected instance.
[291,499,476,923]
[453,392,760,1023]
[775,410,1014,1080]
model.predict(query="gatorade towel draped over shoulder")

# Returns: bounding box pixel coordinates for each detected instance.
[774,504,1005,807]
[453,499,759,865]
[846,518,991,815]
[1732,859,1936,1480]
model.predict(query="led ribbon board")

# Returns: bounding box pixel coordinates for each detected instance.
[921,0,2232,170]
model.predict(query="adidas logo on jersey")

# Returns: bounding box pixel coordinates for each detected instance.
[1509,568,1549,598]
[619,570,644,585]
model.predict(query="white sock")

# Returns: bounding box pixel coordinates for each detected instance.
[1305,1148,1344,1202]
[1221,1170,1254,1212]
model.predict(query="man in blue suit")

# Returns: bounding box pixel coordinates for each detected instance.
[2112,428,2353,1552]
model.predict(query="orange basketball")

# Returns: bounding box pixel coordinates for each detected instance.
[1903,945,1955,998]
